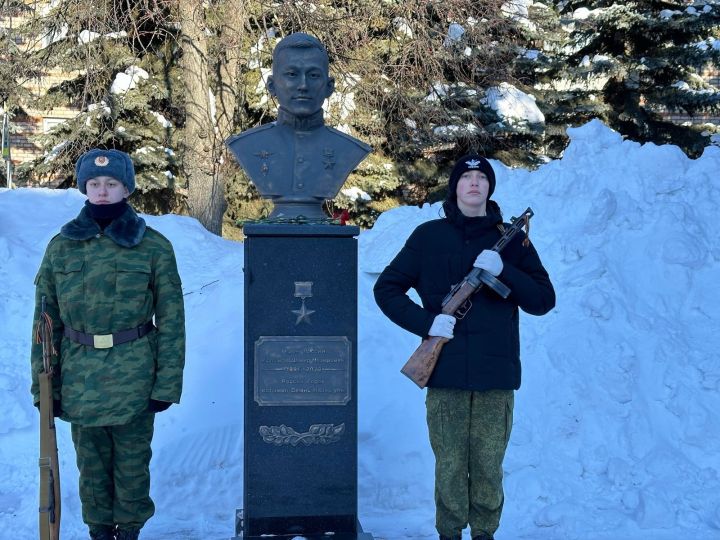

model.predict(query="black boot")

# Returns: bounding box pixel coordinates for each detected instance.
[439,536,461,540]
[89,526,114,540]
[472,535,495,540]
[115,529,140,540]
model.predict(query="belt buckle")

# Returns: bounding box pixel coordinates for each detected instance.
[93,334,114,349]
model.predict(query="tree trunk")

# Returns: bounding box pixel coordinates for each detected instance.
[179,0,228,235]
[215,1,245,191]
[215,3,244,138]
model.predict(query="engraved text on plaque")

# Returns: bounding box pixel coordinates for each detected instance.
[254,336,351,406]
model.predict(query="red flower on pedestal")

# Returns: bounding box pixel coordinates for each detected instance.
[332,209,350,225]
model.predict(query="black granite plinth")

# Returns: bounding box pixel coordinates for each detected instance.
[240,223,369,540]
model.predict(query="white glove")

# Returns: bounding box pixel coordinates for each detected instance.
[428,314,456,339]
[473,249,503,277]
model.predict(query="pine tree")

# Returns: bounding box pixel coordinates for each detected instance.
[532,0,720,157]
[1,1,40,187]
[0,1,34,111]
[509,1,578,162]
[13,1,182,212]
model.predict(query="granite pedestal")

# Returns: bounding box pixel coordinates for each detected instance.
[234,223,371,540]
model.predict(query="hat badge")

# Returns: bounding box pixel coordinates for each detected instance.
[465,159,481,169]
[94,156,110,167]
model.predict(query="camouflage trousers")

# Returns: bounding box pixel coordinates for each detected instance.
[70,411,155,532]
[426,388,514,539]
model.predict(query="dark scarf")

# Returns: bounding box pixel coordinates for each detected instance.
[85,200,127,230]
[277,107,325,131]
[60,201,146,248]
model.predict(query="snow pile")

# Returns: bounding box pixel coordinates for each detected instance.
[393,17,414,39]
[110,66,150,95]
[341,186,372,202]
[1,120,719,539]
[501,0,537,31]
[360,119,720,539]
[151,111,173,129]
[484,82,545,126]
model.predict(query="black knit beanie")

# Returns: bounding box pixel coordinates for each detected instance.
[447,154,496,202]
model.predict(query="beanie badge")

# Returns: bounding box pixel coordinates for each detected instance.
[465,159,481,168]
[94,156,109,167]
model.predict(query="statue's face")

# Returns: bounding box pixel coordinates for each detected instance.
[268,46,335,117]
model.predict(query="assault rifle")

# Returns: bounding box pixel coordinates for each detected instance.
[400,208,534,388]
[36,296,61,540]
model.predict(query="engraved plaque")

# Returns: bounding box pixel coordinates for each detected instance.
[255,336,351,406]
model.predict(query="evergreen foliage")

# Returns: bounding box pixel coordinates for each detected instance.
[3,0,719,229]
[525,0,720,157]
[12,0,182,212]
[510,2,582,161]
[0,1,34,107]
[1,0,36,187]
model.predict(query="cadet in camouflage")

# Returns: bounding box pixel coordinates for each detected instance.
[374,155,555,540]
[30,148,186,540]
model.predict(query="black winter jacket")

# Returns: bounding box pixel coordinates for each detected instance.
[373,202,555,391]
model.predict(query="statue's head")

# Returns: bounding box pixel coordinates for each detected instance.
[267,32,335,118]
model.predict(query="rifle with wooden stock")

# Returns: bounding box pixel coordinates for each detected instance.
[36,296,61,540]
[400,208,534,388]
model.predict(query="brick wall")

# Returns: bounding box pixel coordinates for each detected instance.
[659,66,720,125]
[9,96,80,162]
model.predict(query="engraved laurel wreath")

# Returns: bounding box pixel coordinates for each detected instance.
[259,423,345,446]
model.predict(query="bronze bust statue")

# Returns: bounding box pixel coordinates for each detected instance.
[226,33,372,219]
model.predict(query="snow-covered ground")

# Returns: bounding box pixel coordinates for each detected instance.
[1,120,719,540]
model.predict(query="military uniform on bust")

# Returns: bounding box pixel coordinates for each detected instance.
[30,149,186,540]
[225,32,371,219]
[226,107,370,203]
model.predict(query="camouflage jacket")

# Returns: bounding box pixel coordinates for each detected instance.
[30,203,185,427]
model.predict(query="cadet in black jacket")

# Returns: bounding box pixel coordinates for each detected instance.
[374,155,555,540]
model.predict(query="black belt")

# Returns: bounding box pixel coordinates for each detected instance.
[63,321,155,349]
